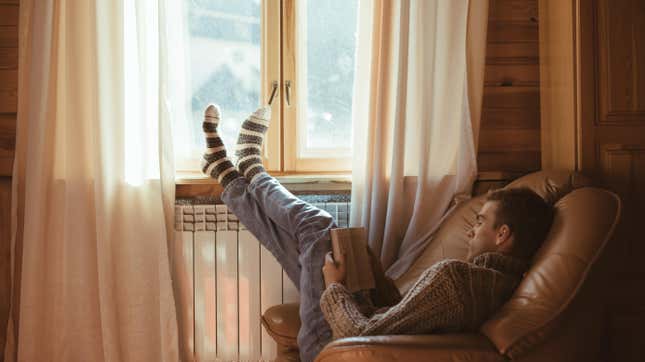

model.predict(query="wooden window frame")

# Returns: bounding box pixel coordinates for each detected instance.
[177,0,353,179]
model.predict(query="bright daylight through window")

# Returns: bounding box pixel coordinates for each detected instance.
[175,0,359,174]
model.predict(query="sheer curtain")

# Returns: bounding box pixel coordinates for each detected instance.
[350,0,489,278]
[4,1,189,360]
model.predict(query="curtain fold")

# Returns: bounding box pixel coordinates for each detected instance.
[350,0,489,279]
[4,1,183,360]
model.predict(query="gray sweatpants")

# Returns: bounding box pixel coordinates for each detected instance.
[221,173,335,362]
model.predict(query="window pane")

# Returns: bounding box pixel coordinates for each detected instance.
[185,0,261,166]
[303,0,358,153]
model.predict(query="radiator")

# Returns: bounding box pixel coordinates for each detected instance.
[174,201,350,362]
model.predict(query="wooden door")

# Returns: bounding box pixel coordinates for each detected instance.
[578,0,645,360]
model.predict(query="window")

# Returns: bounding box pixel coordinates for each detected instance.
[174,0,359,174]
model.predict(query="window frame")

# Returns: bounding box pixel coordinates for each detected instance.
[176,0,354,177]
[280,0,352,173]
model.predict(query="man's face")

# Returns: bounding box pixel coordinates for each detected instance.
[466,201,502,260]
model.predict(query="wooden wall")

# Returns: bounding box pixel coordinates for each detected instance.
[0,0,17,358]
[479,0,541,172]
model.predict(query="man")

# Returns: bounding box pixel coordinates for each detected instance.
[199,104,555,362]
[319,187,554,339]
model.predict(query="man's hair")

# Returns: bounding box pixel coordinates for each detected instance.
[486,187,555,259]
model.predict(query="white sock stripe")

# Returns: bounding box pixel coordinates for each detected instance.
[235,143,262,150]
[236,154,262,165]
[205,160,219,177]
[217,167,236,184]
[204,132,220,138]
[239,128,266,138]
[205,145,227,154]
[209,157,231,169]
[243,163,263,178]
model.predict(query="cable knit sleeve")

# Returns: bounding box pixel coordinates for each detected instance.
[320,260,465,339]
[319,283,366,338]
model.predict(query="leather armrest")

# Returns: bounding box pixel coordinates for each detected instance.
[315,334,506,362]
[261,303,301,348]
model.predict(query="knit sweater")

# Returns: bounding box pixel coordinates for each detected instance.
[319,252,528,339]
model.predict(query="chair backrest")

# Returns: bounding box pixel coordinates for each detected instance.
[481,186,620,358]
[395,171,620,358]
[396,171,593,293]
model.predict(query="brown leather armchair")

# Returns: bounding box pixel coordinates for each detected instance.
[261,171,621,361]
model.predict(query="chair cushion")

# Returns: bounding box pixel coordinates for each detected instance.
[481,187,620,358]
[261,303,300,348]
[395,171,593,295]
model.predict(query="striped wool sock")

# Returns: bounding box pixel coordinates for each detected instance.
[201,104,241,188]
[235,106,271,182]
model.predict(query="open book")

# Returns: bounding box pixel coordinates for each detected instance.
[330,227,375,293]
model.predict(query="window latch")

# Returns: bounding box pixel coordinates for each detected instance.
[268,81,279,105]
[285,80,292,106]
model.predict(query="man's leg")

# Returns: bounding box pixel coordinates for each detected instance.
[220,176,301,288]
[202,105,333,361]
[245,173,335,362]
[221,173,334,362]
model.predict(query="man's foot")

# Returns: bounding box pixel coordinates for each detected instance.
[235,106,271,182]
[201,104,241,188]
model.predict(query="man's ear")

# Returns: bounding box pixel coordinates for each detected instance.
[495,224,512,245]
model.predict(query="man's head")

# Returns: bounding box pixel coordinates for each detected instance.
[466,187,555,261]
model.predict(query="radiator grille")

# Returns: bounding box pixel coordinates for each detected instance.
[174,202,349,361]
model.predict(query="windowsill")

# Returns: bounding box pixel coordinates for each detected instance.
[175,171,353,198]
[175,170,525,198]
[175,170,521,184]
[175,170,352,185]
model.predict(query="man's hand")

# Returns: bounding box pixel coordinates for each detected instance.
[322,251,346,288]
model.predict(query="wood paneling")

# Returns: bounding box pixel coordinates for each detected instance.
[597,0,645,125]
[0,114,14,176]
[600,145,645,269]
[481,108,540,129]
[483,86,540,109]
[0,26,17,47]
[488,0,538,21]
[479,0,541,174]
[487,42,539,64]
[0,177,10,362]
[0,2,15,360]
[0,4,17,26]
[598,145,645,361]
[0,47,17,69]
[487,21,538,43]
[0,69,16,113]
[477,150,541,172]
[479,129,540,152]
[485,64,539,86]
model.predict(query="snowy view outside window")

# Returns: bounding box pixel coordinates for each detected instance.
[302,0,358,152]
[186,0,262,163]
[185,0,358,164]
